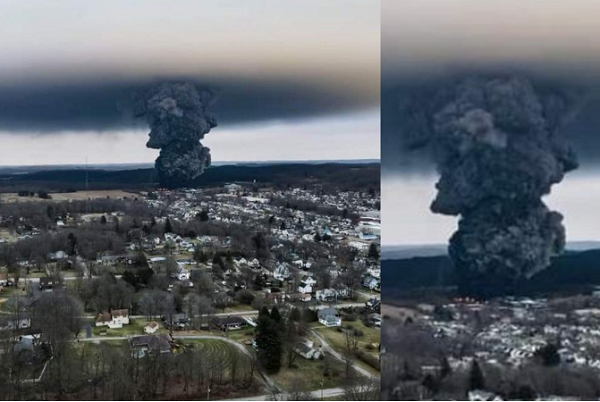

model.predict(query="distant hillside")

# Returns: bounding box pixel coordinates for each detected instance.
[383,249,600,298]
[382,241,600,260]
[0,162,380,192]
[382,244,447,260]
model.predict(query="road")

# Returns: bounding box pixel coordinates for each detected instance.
[357,289,380,300]
[222,387,345,401]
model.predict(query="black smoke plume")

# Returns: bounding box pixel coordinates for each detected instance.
[401,75,580,297]
[133,82,217,188]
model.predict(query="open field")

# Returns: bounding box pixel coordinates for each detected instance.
[314,321,381,376]
[1,190,139,203]
[270,355,348,392]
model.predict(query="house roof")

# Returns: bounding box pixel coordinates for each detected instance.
[318,308,339,319]
[129,334,172,352]
[112,309,129,318]
[212,316,245,326]
[96,312,112,323]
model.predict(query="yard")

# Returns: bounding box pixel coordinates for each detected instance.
[314,320,380,375]
[270,354,350,392]
[88,317,167,337]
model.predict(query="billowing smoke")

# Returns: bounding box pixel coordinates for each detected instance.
[134,82,217,188]
[401,76,580,297]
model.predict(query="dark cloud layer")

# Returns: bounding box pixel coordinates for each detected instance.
[0,77,373,133]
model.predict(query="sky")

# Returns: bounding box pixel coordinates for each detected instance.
[0,0,380,165]
[382,0,600,246]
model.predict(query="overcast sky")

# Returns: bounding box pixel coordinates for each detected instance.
[382,0,600,246]
[0,0,380,165]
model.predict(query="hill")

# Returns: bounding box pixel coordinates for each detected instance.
[0,162,380,193]
[383,249,600,299]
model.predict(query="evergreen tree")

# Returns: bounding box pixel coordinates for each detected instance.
[164,218,173,234]
[198,210,209,222]
[256,307,283,374]
[440,356,452,379]
[468,360,485,391]
[368,243,380,259]
[289,307,301,322]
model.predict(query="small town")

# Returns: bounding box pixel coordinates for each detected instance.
[0,182,381,400]
[382,294,600,401]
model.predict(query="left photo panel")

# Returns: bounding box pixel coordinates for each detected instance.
[0,1,381,400]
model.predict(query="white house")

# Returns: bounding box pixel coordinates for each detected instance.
[144,321,160,334]
[295,339,323,360]
[300,275,317,286]
[96,309,130,329]
[317,308,342,327]
[316,287,349,302]
[297,281,313,294]
[274,263,291,281]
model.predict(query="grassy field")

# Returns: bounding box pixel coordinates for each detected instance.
[1,190,138,203]
[314,320,380,375]
[270,355,349,392]
[176,339,248,363]
[315,321,380,352]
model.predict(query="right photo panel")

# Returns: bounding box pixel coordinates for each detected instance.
[382,1,600,400]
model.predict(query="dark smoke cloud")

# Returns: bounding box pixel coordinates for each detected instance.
[132,82,216,188]
[382,73,600,177]
[0,78,374,133]
[399,75,580,296]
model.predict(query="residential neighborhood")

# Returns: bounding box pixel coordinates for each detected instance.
[0,182,380,400]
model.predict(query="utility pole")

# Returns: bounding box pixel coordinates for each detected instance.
[85,157,89,213]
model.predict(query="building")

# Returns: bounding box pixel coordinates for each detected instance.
[95,309,130,329]
[144,321,160,334]
[212,316,247,331]
[295,339,323,360]
[129,334,172,358]
[317,308,342,327]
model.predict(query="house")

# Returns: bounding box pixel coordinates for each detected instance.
[366,298,381,312]
[362,275,380,292]
[287,293,312,303]
[112,309,130,326]
[297,281,313,294]
[212,316,247,331]
[317,308,342,327]
[95,309,130,329]
[468,390,503,401]
[300,275,317,286]
[144,321,159,334]
[163,313,190,330]
[295,339,323,360]
[273,263,291,281]
[316,288,349,303]
[98,255,121,266]
[0,314,31,330]
[129,334,172,358]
